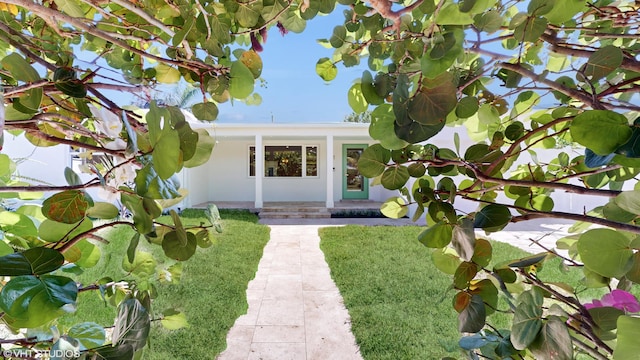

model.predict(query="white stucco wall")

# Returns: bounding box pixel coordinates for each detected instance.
[3,132,70,187]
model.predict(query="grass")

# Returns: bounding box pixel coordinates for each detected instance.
[57,209,269,359]
[319,225,612,360]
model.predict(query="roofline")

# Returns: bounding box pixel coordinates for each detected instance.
[189,121,371,138]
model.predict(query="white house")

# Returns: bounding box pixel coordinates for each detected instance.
[2,117,612,218]
[180,122,398,211]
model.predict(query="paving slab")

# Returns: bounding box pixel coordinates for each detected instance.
[216,224,364,360]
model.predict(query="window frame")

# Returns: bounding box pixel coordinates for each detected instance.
[248,144,320,178]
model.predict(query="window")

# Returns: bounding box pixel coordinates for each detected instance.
[249,145,318,177]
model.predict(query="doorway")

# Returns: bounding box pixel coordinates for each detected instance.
[342,144,369,199]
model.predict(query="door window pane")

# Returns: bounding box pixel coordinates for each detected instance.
[346,148,364,192]
[306,146,317,176]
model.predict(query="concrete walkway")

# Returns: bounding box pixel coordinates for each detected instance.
[217,218,573,360]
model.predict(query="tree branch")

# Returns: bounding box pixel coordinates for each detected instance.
[498,62,608,109]
[541,32,640,73]
[465,196,640,234]
[3,0,210,73]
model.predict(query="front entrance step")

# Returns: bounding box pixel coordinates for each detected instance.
[259,206,331,219]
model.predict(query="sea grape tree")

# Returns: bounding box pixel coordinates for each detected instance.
[317,0,640,358]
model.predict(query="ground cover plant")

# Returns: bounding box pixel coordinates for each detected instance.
[58,209,269,359]
[320,225,622,359]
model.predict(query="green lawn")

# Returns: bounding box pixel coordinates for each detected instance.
[319,225,607,360]
[58,209,269,359]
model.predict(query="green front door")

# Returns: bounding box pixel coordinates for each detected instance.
[342,144,369,199]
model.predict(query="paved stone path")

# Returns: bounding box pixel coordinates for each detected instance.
[216,224,363,360]
[217,218,574,360]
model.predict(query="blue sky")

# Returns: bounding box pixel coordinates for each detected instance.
[216,9,363,124]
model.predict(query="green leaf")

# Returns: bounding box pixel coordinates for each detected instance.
[588,307,624,332]
[454,261,478,289]
[584,45,623,81]
[394,120,446,144]
[14,88,42,114]
[527,0,554,16]
[452,218,476,261]
[514,16,548,43]
[458,294,486,333]
[529,316,572,360]
[418,222,453,248]
[436,3,474,25]
[64,167,82,186]
[71,239,101,268]
[316,58,337,81]
[473,204,512,231]
[162,231,197,261]
[184,129,215,168]
[577,228,633,278]
[544,0,585,24]
[409,75,457,124]
[39,218,93,243]
[121,193,154,235]
[614,190,640,214]
[381,166,410,190]
[67,322,106,350]
[380,197,408,219]
[53,0,85,17]
[1,53,40,82]
[508,252,549,268]
[86,202,119,219]
[570,110,632,155]
[614,316,640,359]
[431,248,461,275]
[456,96,479,118]
[161,309,189,330]
[229,60,255,98]
[135,163,181,199]
[236,1,262,27]
[122,251,157,278]
[153,118,181,180]
[42,190,92,224]
[55,79,87,98]
[626,252,640,284]
[505,121,525,141]
[155,63,180,84]
[361,70,384,105]
[0,211,38,239]
[112,298,150,351]
[127,234,139,264]
[347,83,368,113]
[511,289,543,350]
[0,275,77,328]
[0,247,64,276]
[206,204,223,233]
[369,104,409,150]
[471,238,492,268]
[172,16,194,46]
[329,25,346,48]
[358,144,390,178]
[473,9,503,33]
[192,102,219,121]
